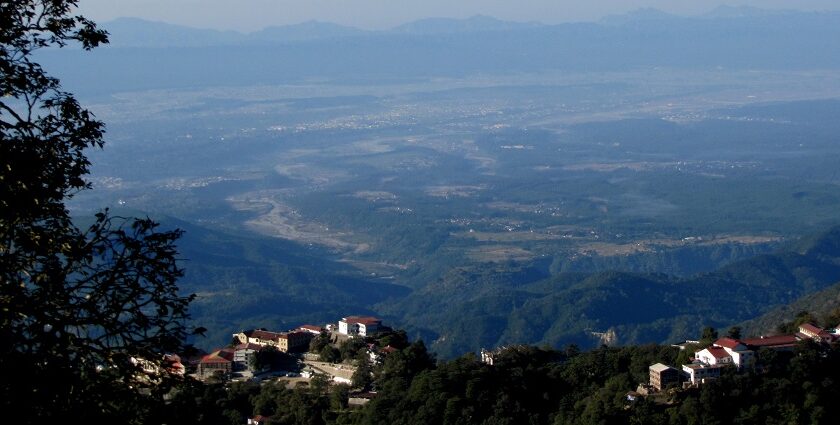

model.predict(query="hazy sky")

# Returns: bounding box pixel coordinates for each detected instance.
[78,0,840,31]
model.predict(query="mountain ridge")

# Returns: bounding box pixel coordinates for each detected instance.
[99,8,840,48]
[43,8,840,96]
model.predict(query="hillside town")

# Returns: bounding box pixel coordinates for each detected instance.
[644,323,840,395]
[182,318,840,393]
[135,314,840,424]
[160,315,400,414]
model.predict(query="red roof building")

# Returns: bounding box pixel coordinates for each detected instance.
[695,347,733,366]
[344,316,381,325]
[197,349,234,380]
[298,324,324,334]
[339,316,383,337]
[251,329,284,342]
[799,323,831,340]
[714,337,745,350]
[707,347,729,359]
[742,335,799,350]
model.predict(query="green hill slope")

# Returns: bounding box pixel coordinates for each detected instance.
[739,281,840,336]
[162,218,410,348]
[381,226,840,357]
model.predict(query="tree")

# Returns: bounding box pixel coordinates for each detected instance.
[351,353,373,390]
[329,384,350,411]
[310,373,330,395]
[699,326,718,347]
[0,2,197,422]
[777,310,818,334]
[319,344,341,363]
[822,307,840,330]
[339,336,366,361]
[727,326,742,340]
[309,331,330,353]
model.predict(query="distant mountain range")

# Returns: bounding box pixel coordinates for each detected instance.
[39,7,840,96]
[101,7,840,48]
[389,15,542,35]
[102,14,543,48]
[103,17,370,47]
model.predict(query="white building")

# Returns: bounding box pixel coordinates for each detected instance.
[695,347,733,366]
[338,316,382,337]
[682,363,723,385]
[711,337,754,368]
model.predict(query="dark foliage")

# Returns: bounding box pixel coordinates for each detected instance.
[182,337,840,425]
[0,2,195,422]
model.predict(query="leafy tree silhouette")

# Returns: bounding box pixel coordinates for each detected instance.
[0,2,198,422]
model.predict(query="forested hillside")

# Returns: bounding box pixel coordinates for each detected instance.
[166,218,410,345]
[382,226,840,357]
[740,284,840,337]
[166,338,840,425]
[165,217,840,356]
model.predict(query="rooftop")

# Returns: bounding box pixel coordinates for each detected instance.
[235,343,264,351]
[742,334,798,348]
[201,349,234,363]
[282,331,310,338]
[799,323,830,336]
[299,324,323,332]
[649,363,675,373]
[704,347,730,359]
[251,329,284,340]
[714,337,744,350]
[343,316,382,325]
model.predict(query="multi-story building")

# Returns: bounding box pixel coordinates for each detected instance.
[682,363,723,385]
[197,349,234,380]
[798,323,833,342]
[338,316,382,337]
[233,328,313,353]
[279,331,314,353]
[649,363,681,391]
[741,334,799,352]
[233,343,263,371]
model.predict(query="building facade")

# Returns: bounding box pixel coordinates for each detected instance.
[197,349,234,380]
[338,316,382,337]
[649,363,681,391]
[682,363,723,385]
[279,331,314,353]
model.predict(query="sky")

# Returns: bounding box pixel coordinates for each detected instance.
[77,0,840,31]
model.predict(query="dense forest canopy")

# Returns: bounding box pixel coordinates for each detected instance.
[167,335,840,425]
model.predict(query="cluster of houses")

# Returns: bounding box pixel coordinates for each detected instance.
[647,323,839,392]
[196,316,384,381]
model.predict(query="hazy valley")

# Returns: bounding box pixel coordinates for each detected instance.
[52,10,840,357]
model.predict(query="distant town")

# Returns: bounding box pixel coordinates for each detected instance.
[144,315,840,424]
[154,315,397,414]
